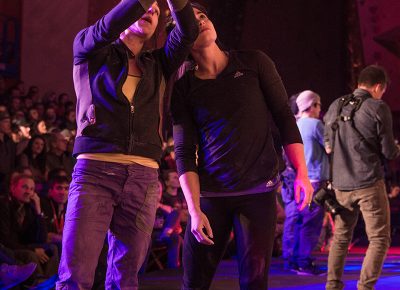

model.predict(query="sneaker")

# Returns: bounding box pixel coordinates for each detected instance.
[0,263,37,289]
[283,261,299,272]
[296,264,326,276]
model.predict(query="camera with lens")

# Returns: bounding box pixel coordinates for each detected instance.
[313,184,344,215]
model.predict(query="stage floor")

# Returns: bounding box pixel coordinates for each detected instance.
[139,247,400,290]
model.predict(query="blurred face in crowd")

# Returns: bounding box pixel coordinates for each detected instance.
[10,98,21,111]
[45,107,57,122]
[0,117,11,135]
[34,103,45,118]
[49,182,69,205]
[58,93,70,105]
[126,2,160,41]
[31,137,45,156]
[165,171,180,189]
[11,177,35,204]
[24,98,33,110]
[14,110,25,121]
[66,110,76,123]
[28,108,39,121]
[54,133,68,153]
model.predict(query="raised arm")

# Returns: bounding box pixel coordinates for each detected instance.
[73,0,155,63]
[160,0,198,79]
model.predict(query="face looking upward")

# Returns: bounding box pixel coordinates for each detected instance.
[127,2,160,40]
[192,8,217,50]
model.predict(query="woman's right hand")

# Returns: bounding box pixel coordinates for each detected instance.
[190,210,214,245]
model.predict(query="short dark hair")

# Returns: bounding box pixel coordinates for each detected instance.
[358,65,389,87]
[162,169,177,182]
[48,175,70,189]
[165,2,208,34]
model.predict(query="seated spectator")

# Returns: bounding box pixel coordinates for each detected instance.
[22,96,34,113]
[60,109,77,135]
[12,119,32,155]
[0,110,16,193]
[30,119,47,136]
[42,91,57,107]
[17,135,48,193]
[41,176,69,255]
[152,181,183,269]
[26,86,41,104]
[162,169,188,229]
[27,107,40,124]
[44,107,59,132]
[33,103,45,120]
[46,131,74,177]
[0,174,59,279]
[8,97,22,116]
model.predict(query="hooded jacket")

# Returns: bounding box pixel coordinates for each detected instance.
[72,0,198,161]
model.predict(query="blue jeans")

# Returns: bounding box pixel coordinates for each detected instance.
[182,191,277,290]
[282,182,325,268]
[57,159,159,290]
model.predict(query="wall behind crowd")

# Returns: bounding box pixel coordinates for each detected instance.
[20,0,88,98]
[357,0,400,112]
[2,1,399,115]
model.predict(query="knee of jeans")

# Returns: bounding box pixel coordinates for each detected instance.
[369,235,391,248]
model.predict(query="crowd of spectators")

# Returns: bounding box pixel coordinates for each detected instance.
[0,77,191,287]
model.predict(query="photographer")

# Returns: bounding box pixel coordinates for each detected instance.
[324,65,400,290]
[282,90,329,275]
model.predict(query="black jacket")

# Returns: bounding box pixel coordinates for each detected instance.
[0,197,47,250]
[324,88,400,190]
[72,0,198,161]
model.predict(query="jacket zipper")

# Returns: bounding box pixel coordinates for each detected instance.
[128,78,142,153]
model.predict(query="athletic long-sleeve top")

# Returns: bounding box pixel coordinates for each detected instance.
[171,50,302,194]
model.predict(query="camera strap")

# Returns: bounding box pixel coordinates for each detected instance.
[329,93,369,184]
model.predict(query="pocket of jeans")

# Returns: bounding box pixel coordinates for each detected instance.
[135,181,160,235]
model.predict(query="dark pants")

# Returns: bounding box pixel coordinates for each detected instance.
[57,159,159,290]
[182,191,277,290]
[282,182,325,268]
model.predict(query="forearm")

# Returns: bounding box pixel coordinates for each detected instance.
[74,0,154,61]
[284,143,308,177]
[167,0,188,11]
[162,1,198,77]
[179,171,201,215]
